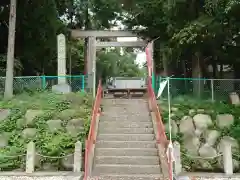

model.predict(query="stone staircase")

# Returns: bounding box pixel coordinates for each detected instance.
[92,98,162,180]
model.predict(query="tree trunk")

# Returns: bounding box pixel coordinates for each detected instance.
[4,0,17,99]
[192,52,203,97]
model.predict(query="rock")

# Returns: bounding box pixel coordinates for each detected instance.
[64,93,84,105]
[41,163,58,171]
[170,113,179,122]
[194,129,203,137]
[170,113,176,118]
[0,109,11,121]
[61,154,73,170]
[198,160,212,169]
[47,119,62,132]
[22,128,37,139]
[52,83,72,94]
[183,136,200,155]
[2,132,11,140]
[12,168,24,172]
[68,118,84,127]
[233,159,240,170]
[218,136,239,153]
[16,118,25,129]
[0,134,8,147]
[25,110,44,125]
[216,114,234,128]
[229,92,240,105]
[199,144,217,158]
[179,116,195,136]
[66,119,84,137]
[193,114,212,130]
[171,107,178,112]
[165,120,178,136]
[205,130,220,146]
[197,109,205,113]
[188,109,196,116]
[57,109,77,120]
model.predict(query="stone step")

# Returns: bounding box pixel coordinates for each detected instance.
[94,164,161,174]
[91,174,163,180]
[95,156,160,165]
[99,127,154,134]
[95,148,158,156]
[99,121,153,128]
[96,140,156,148]
[100,116,151,122]
[98,134,154,141]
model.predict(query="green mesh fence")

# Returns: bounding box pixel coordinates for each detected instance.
[156,76,240,102]
[0,75,86,94]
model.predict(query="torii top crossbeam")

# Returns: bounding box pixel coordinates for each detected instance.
[71,29,139,38]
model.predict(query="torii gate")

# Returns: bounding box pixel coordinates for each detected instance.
[71,30,154,96]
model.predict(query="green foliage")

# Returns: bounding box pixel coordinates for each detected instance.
[0,55,22,76]
[0,91,92,170]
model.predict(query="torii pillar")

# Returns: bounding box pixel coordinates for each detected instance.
[86,37,97,96]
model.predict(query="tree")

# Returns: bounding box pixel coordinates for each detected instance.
[4,0,16,99]
[119,0,240,95]
[96,48,143,83]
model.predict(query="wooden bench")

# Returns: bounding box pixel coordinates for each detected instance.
[108,88,147,98]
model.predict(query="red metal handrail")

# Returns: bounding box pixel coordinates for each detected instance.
[145,45,173,180]
[84,80,103,180]
[147,76,167,142]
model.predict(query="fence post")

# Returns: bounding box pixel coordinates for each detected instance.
[222,141,233,175]
[211,79,214,102]
[41,76,46,89]
[173,141,182,175]
[74,141,82,172]
[26,141,35,173]
[81,75,85,92]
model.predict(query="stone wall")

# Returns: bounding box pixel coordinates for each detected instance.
[160,102,240,172]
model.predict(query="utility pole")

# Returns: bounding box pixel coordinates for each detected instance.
[4,0,17,99]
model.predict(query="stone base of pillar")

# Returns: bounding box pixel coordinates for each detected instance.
[52,83,72,94]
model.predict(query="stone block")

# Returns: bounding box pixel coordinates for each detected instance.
[52,83,72,94]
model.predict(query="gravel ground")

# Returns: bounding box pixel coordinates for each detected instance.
[0,176,81,180]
